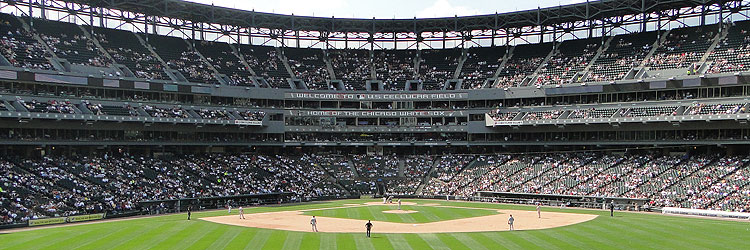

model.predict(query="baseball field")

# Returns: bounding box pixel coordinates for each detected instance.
[1,199,748,249]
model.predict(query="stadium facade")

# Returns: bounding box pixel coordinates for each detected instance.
[1,0,750,227]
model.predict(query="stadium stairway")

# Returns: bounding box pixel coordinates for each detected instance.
[185,40,227,85]
[488,46,514,88]
[523,45,557,86]
[228,44,259,77]
[576,36,614,82]
[131,32,175,81]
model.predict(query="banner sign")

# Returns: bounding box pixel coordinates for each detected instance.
[489,120,523,126]
[285,92,468,100]
[286,110,466,117]
[28,213,106,227]
[234,120,263,126]
[28,217,67,226]
[67,213,105,223]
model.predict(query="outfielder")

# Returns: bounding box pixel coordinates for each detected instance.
[311,216,318,232]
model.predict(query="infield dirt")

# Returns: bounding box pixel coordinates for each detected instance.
[201,203,597,233]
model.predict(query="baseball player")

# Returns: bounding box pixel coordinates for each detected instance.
[228,205,231,214]
[609,201,615,217]
[311,216,318,232]
[398,199,402,210]
[365,220,373,237]
[508,214,514,231]
[536,203,541,218]
[187,206,191,220]
[239,206,245,219]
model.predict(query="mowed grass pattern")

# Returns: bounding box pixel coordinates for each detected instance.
[0,199,748,250]
[303,205,497,223]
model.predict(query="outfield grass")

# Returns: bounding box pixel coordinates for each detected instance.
[1,199,748,250]
[302,204,497,223]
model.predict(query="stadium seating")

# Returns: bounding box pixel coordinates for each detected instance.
[239,45,291,88]
[460,47,505,89]
[418,49,460,90]
[32,19,111,68]
[329,49,371,90]
[644,25,718,71]
[92,27,168,80]
[194,41,254,86]
[496,43,552,88]
[587,32,657,82]
[284,47,328,90]
[0,14,54,70]
[146,34,217,84]
[707,20,750,74]
[374,50,416,90]
[536,38,600,85]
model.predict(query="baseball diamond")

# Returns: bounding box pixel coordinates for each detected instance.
[2,199,749,249]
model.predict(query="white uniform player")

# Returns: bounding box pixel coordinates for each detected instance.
[508,214,514,230]
[311,216,318,232]
[537,204,541,218]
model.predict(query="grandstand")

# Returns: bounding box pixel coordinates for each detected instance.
[1,0,750,249]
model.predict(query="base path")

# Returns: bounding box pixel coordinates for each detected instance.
[201,206,597,233]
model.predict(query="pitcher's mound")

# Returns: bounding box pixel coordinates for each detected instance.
[382,210,418,214]
[365,201,417,206]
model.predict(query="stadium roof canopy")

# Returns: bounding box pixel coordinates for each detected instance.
[68,0,720,33]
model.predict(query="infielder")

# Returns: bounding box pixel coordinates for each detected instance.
[365,220,373,237]
[536,203,541,218]
[508,214,514,231]
[311,216,318,232]
[398,199,402,210]
[239,206,245,219]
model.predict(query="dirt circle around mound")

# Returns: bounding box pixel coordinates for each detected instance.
[382,209,419,214]
[201,203,598,233]
[364,201,418,206]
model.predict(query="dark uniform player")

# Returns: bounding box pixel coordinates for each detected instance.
[609,201,615,217]
[365,220,373,237]
[187,206,192,220]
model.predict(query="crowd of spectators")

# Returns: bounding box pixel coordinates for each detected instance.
[329,49,371,90]
[422,153,750,213]
[142,105,189,118]
[0,153,351,225]
[286,50,330,90]
[243,48,290,88]
[374,50,416,91]
[403,155,433,178]
[4,152,750,225]
[587,34,654,82]
[0,17,55,70]
[19,99,75,113]
[165,51,216,83]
